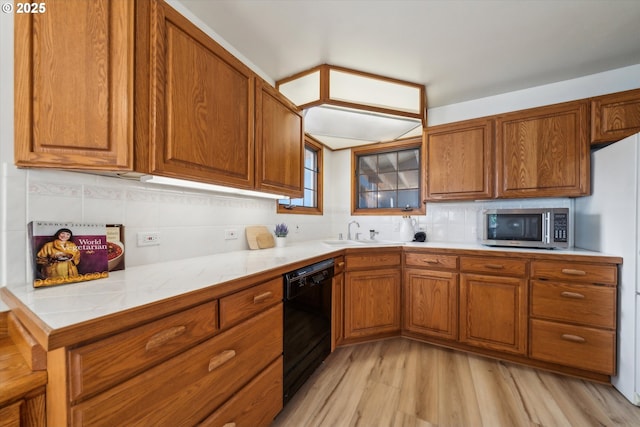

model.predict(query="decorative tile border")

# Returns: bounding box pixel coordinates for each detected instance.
[28,181,82,198]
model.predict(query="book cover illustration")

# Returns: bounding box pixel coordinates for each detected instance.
[30,222,109,288]
[106,224,125,271]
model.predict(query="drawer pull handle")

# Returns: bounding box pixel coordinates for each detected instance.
[253,291,273,304]
[560,291,585,299]
[424,259,440,264]
[208,349,237,372]
[223,423,236,427]
[561,268,587,276]
[145,326,187,351]
[484,264,504,269]
[338,262,345,268]
[561,334,586,343]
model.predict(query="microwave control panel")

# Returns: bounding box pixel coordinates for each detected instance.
[553,213,568,242]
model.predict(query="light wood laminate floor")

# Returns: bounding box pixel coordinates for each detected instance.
[273,338,640,427]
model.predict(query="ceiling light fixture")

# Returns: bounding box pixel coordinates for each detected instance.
[276,64,427,149]
[140,175,287,200]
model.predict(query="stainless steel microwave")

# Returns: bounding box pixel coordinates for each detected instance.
[481,208,569,249]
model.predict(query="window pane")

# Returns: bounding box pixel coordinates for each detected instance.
[398,170,419,189]
[359,155,377,174]
[398,189,419,208]
[378,191,396,208]
[304,148,316,169]
[305,168,315,190]
[359,192,377,208]
[398,149,419,170]
[304,189,315,206]
[378,153,397,173]
[377,172,397,190]
[359,174,377,192]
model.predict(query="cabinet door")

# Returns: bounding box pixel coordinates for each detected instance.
[15,0,134,170]
[591,88,640,145]
[460,273,527,355]
[332,272,344,350]
[344,269,401,339]
[144,0,255,189]
[255,80,304,197]
[495,100,589,198]
[426,118,494,200]
[403,269,458,340]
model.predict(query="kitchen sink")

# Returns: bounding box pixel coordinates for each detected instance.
[322,239,404,246]
[322,239,366,246]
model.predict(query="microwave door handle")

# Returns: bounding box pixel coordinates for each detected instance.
[542,212,551,244]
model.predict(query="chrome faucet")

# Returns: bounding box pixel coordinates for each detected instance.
[347,220,360,240]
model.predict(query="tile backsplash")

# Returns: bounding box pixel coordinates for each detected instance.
[1,157,573,287]
[2,164,335,284]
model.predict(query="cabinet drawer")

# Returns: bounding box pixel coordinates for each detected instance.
[346,252,401,270]
[220,277,283,329]
[404,252,458,270]
[71,304,283,427]
[69,300,218,401]
[529,318,615,375]
[460,256,527,277]
[531,261,617,285]
[200,356,283,427]
[530,280,616,329]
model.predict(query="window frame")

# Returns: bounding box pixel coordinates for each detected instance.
[351,137,425,216]
[277,136,324,215]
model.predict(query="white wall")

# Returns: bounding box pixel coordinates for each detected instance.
[2,5,640,286]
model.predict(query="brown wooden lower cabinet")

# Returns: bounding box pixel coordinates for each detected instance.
[399,249,620,382]
[459,273,528,355]
[43,276,285,426]
[332,256,345,349]
[345,268,401,339]
[344,250,402,341]
[403,268,458,340]
[529,318,615,374]
[199,356,283,427]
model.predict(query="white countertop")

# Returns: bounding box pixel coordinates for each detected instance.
[2,239,618,332]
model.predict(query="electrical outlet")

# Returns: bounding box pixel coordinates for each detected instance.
[137,232,160,247]
[224,229,238,240]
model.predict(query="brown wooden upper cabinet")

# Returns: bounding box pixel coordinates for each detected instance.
[14,0,304,198]
[495,100,590,198]
[425,118,494,201]
[591,88,640,145]
[14,0,135,170]
[255,80,304,197]
[139,0,256,190]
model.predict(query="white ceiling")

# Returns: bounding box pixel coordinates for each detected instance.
[178,0,640,110]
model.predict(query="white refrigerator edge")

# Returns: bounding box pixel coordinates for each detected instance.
[575,132,640,406]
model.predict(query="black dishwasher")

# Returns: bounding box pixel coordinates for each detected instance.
[283,258,334,404]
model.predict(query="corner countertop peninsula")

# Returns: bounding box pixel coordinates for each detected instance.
[0,240,622,351]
